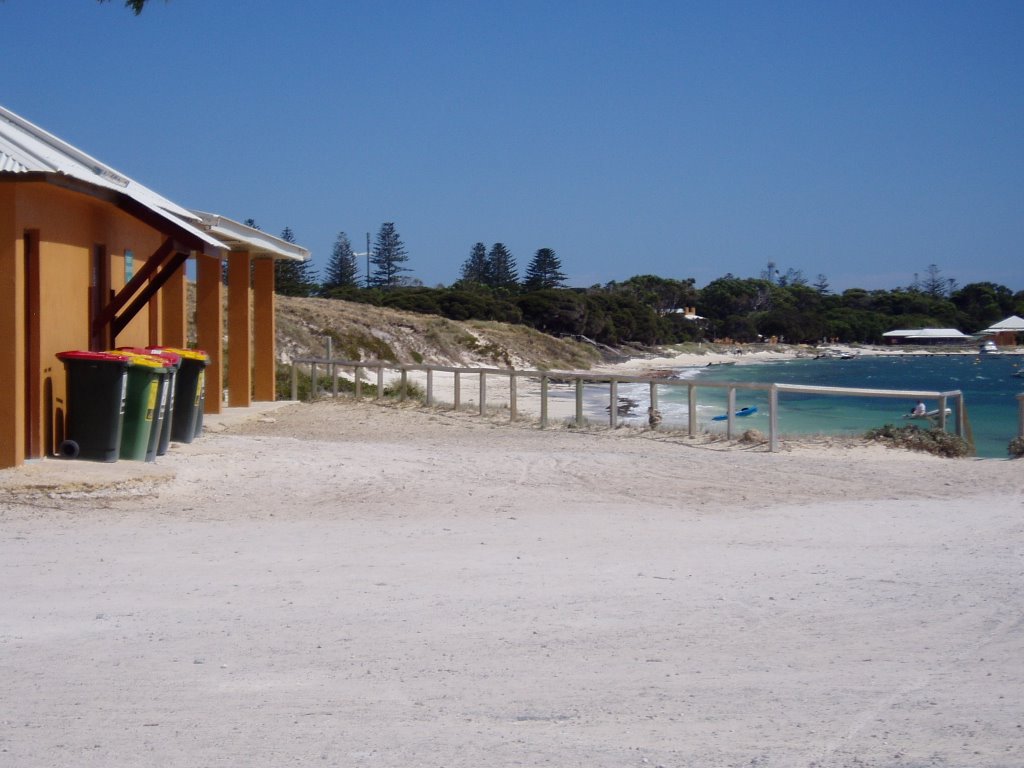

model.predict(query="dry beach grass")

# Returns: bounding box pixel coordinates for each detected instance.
[2,397,1023,767]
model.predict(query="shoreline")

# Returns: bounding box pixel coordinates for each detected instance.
[392,342,1022,434]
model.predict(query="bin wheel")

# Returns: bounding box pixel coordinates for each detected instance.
[59,440,80,459]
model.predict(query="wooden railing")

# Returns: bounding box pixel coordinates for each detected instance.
[291,358,969,453]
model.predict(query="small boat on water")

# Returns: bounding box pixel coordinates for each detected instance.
[712,406,758,421]
[979,340,998,354]
[1013,368,1024,378]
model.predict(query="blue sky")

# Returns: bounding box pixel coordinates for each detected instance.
[3,0,1022,292]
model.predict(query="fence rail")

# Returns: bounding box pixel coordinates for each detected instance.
[291,357,979,452]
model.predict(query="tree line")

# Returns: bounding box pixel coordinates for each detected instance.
[263,220,1022,348]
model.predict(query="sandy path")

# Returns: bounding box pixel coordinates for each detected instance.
[2,400,1023,767]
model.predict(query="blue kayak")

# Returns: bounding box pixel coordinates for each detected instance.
[712,406,758,422]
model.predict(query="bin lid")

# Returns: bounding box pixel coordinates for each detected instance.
[116,347,178,367]
[151,346,209,363]
[56,350,130,365]
[106,350,170,369]
[141,348,182,366]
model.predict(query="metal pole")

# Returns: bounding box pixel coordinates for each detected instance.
[938,394,947,431]
[479,372,487,416]
[354,366,362,398]
[649,381,658,430]
[609,380,618,428]
[400,369,408,402]
[576,378,584,427]
[376,365,384,400]
[726,387,737,440]
[426,368,433,406]
[453,371,461,410]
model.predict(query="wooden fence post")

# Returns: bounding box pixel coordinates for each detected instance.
[509,373,517,421]
[769,385,779,452]
[687,383,697,437]
[540,376,549,428]
[609,380,618,428]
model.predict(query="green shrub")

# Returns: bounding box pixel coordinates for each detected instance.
[1009,436,1024,459]
[863,423,970,458]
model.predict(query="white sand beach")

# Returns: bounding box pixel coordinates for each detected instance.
[2,395,1023,768]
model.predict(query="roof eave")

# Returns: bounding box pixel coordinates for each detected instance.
[2,171,226,256]
[190,210,310,262]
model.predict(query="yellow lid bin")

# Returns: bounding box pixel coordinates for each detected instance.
[147,347,210,444]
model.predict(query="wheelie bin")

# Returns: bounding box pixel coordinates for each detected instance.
[56,351,130,462]
[113,350,174,462]
[106,351,167,461]
[141,349,181,456]
[149,347,209,444]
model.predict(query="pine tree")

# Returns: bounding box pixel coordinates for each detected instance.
[322,231,360,293]
[274,226,318,296]
[524,247,567,290]
[369,222,410,288]
[487,243,518,291]
[458,242,489,286]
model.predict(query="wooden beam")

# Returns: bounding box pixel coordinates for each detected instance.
[93,238,174,340]
[227,251,252,407]
[111,250,189,340]
[195,255,223,415]
[252,258,276,401]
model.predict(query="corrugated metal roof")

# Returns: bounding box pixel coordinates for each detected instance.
[0,105,202,221]
[191,211,310,262]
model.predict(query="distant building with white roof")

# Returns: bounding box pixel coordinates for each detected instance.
[881,328,971,346]
[980,315,1024,347]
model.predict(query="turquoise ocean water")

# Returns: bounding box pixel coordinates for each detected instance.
[608,354,1024,459]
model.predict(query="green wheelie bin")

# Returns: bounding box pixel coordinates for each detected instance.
[150,347,209,444]
[116,349,175,461]
[108,352,168,461]
[56,351,130,462]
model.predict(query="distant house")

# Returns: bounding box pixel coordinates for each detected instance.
[0,104,309,469]
[881,328,971,346]
[666,306,705,320]
[980,315,1024,347]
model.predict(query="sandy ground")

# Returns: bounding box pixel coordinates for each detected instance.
[2,397,1023,768]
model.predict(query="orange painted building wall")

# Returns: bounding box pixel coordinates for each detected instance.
[1,181,176,464]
